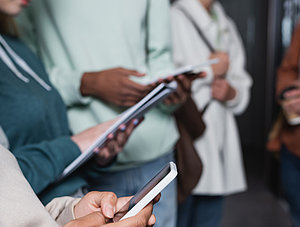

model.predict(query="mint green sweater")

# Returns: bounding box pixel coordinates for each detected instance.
[17,0,179,169]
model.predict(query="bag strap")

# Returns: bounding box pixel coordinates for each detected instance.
[178,6,215,53]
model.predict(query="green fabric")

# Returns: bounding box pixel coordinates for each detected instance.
[17,0,179,170]
[0,35,86,204]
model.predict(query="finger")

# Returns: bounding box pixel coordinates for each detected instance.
[153,194,161,204]
[285,89,300,98]
[125,81,150,95]
[116,124,127,146]
[87,192,118,219]
[174,83,189,103]
[119,100,141,107]
[109,202,154,227]
[176,74,191,92]
[117,67,145,77]
[284,98,300,111]
[116,197,133,213]
[164,93,177,105]
[147,214,156,226]
[65,212,106,227]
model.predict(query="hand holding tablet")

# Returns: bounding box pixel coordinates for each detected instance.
[57,82,178,181]
[146,58,219,86]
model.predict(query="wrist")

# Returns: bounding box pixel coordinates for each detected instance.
[80,72,97,97]
[226,86,236,101]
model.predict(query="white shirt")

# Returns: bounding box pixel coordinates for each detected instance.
[172,0,253,195]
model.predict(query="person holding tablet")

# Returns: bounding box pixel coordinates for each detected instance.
[16,1,200,226]
[0,145,158,227]
[172,0,252,226]
[275,21,300,227]
[0,0,140,204]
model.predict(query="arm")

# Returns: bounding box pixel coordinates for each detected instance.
[0,146,59,227]
[13,137,81,194]
[223,18,253,115]
[46,197,80,227]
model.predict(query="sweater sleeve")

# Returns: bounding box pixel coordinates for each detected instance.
[12,136,81,194]
[277,22,300,96]
[0,146,59,227]
[46,197,80,227]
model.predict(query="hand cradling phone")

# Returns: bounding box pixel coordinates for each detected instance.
[280,85,300,125]
[112,162,178,222]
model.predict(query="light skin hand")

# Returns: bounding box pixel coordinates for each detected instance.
[65,192,160,227]
[94,118,144,166]
[282,97,300,115]
[211,78,236,102]
[209,52,230,77]
[80,67,152,107]
[71,118,143,166]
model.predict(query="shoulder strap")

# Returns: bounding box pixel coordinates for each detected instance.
[178,6,215,53]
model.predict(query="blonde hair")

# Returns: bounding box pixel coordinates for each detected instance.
[0,13,18,37]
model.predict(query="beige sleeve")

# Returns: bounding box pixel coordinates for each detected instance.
[46,197,81,227]
[0,145,58,227]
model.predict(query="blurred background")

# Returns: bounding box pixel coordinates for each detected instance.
[171,0,300,226]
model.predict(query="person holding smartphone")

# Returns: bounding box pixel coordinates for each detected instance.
[276,21,300,227]
[16,1,201,226]
[0,0,140,205]
[0,145,157,227]
[171,0,252,226]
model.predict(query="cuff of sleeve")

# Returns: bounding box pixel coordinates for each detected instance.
[56,197,80,226]
[70,198,81,220]
[50,137,82,173]
[49,68,92,106]
[47,197,81,227]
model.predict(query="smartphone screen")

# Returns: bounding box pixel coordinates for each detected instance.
[112,164,172,222]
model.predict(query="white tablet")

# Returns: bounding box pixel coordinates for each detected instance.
[146,58,219,85]
[56,82,178,182]
[113,162,178,222]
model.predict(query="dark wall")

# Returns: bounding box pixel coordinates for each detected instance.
[219,0,269,150]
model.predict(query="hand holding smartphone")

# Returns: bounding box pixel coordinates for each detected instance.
[111,162,177,222]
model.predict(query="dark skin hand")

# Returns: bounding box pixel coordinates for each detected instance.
[150,72,206,105]
[80,67,153,107]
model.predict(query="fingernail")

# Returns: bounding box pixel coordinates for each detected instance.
[119,124,126,132]
[108,133,114,139]
[104,205,114,218]
[133,119,139,126]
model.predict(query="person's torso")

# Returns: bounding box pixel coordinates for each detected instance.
[20,0,179,167]
[0,36,70,150]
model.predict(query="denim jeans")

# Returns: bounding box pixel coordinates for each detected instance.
[177,195,224,227]
[280,146,300,227]
[87,152,177,227]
